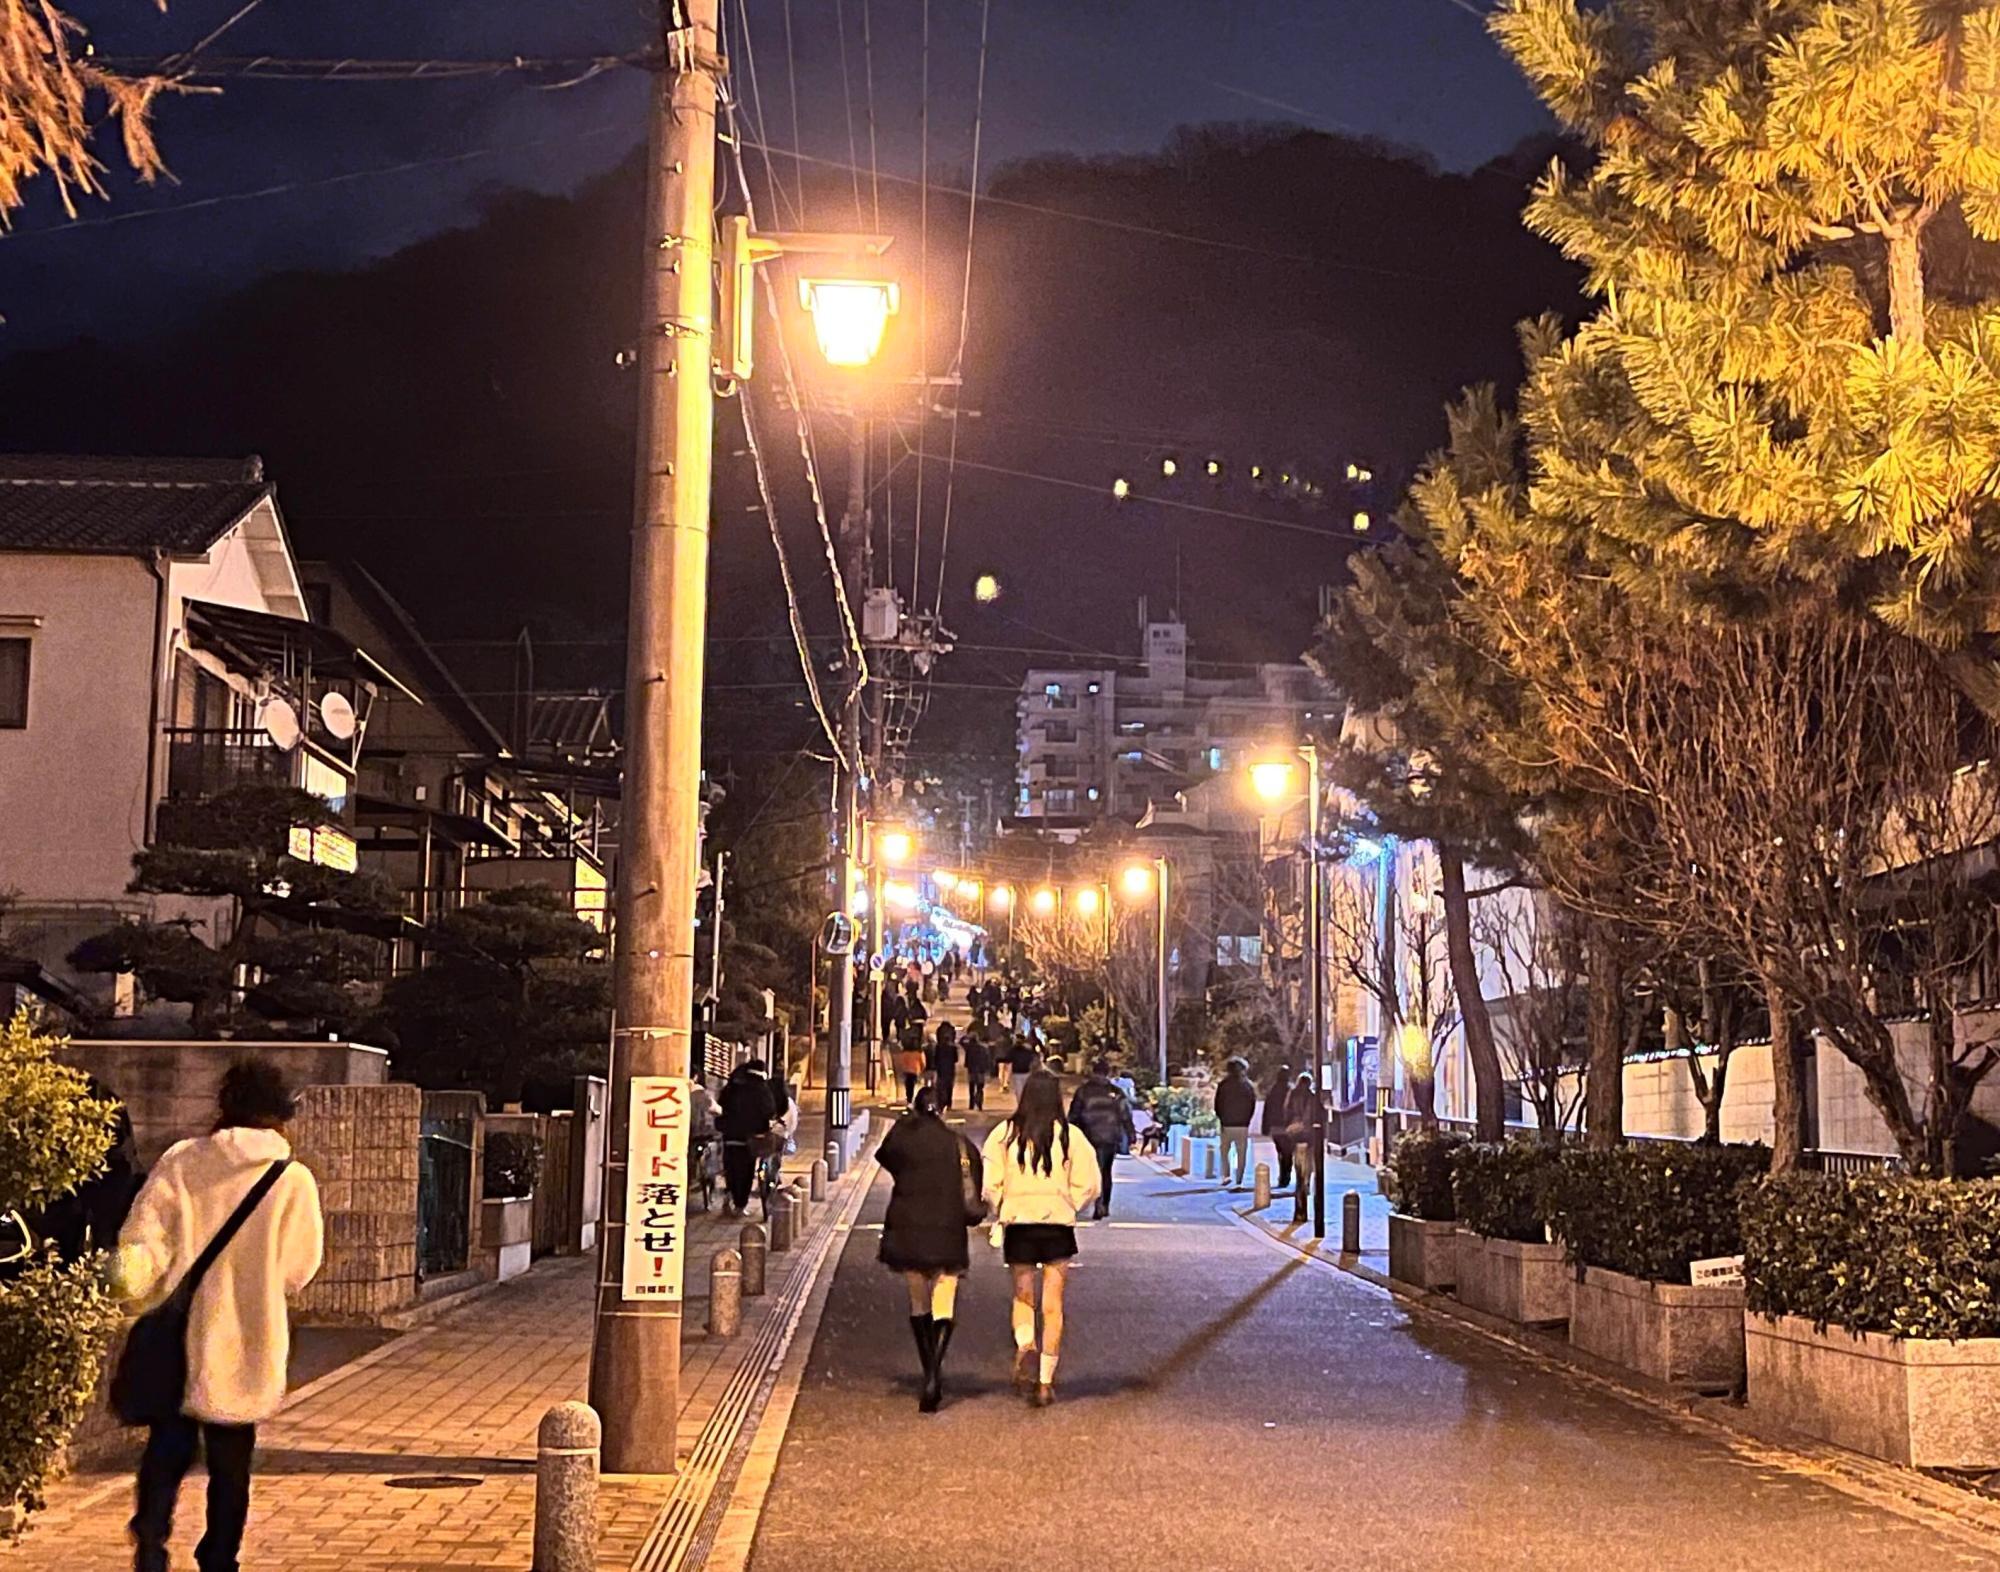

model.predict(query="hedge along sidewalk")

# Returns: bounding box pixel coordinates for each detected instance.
[1223,1193,2000,1549]
[8,1105,866,1572]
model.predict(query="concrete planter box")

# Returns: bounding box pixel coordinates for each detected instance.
[479,1195,534,1283]
[1387,1213,1458,1290]
[1454,1231,1570,1327]
[1746,1311,2000,1468]
[1569,1265,1744,1390]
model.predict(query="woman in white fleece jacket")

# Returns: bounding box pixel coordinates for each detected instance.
[118,1061,323,1572]
[980,1067,1100,1406]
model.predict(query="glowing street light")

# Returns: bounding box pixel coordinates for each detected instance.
[797,277,900,367]
[1112,476,1132,501]
[933,869,959,891]
[849,884,870,917]
[878,827,914,866]
[1030,886,1058,916]
[1120,863,1154,900]
[1249,759,1297,802]
[974,573,1001,603]
[1353,511,1372,532]
[883,880,919,911]
[1073,885,1101,917]
[989,885,1014,913]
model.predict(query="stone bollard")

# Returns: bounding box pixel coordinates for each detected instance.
[708,1248,742,1337]
[1202,1141,1219,1181]
[533,1401,600,1572]
[739,1222,768,1297]
[1341,1190,1362,1256]
[1174,1134,1192,1176]
[825,1140,843,1180]
[789,1178,811,1233]
[810,1157,828,1202]
[1253,1161,1271,1211]
[769,1191,795,1251]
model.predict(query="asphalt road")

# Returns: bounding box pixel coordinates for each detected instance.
[747,1120,1996,1572]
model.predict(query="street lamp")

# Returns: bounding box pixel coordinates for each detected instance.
[1248,743,1326,1240]
[797,277,900,367]
[878,827,914,866]
[1073,885,1100,918]
[1031,886,1058,917]
[1119,858,1171,1082]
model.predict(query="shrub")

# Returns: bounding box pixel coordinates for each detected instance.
[1743,1173,2000,1340]
[1383,1129,1467,1222]
[1451,1140,1563,1242]
[483,1130,544,1199]
[1148,1087,1208,1131]
[1544,1142,1768,1284]
[0,1009,122,1534]
[1188,1110,1221,1138]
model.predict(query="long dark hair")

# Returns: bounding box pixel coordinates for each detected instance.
[1007,1068,1069,1175]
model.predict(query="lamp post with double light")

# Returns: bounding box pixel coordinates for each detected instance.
[1251,743,1326,1240]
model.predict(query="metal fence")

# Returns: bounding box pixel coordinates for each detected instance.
[417,1103,476,1280]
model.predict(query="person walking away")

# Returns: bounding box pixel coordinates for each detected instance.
[877,1088,984,1412]
[1286,1072,1323,1225]
[896,983,931,1105]
[1007,1034,1039,1103]
[1067,1060,1136,1219]
[932,1020,962,1112]
[962,1027,990,1111]
[1262,1063,1296,1192]
[718,1059,777,1215]
[42,1079,143,1261]
[1005,979,1025,1034]
[981,1069,1100,1407]
[1214,1058,1258,1190]
[117,1062,323,1572]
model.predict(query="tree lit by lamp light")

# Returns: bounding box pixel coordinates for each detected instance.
[797,277,900,367]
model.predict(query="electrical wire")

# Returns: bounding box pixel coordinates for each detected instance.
[910,0,932,611]
[931,0,991,622]
[737,388,848,764]
[781,0,809,221]
[833,0,865,227]
[165,0,273,73]
[94,53,653,82]
[860,0,882,229]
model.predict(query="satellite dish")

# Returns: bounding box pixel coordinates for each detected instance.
[261,697,302,751]
[319,690,357,740]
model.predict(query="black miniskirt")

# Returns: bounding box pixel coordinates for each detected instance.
[1002,1223,1078,1266]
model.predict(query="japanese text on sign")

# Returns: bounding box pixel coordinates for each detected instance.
[621,1075,691,1301]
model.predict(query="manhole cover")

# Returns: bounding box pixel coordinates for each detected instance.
[385,1475,485,1490]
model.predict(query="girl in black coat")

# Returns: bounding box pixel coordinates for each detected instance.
[877,1089,982,1412]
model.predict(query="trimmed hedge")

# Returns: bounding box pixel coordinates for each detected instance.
[1451,1140,1563,1243]
[1743,1174,2000,1341]
[1544,1142,1768,1285]
[1383,1129,1467,1222]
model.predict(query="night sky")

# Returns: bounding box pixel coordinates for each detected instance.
[4,0,1548,347]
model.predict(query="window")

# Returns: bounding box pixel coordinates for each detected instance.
[1208,745,1225,770]
[1215,934,1264,968]
[1045,789,1077,814]
[0,638,28,727]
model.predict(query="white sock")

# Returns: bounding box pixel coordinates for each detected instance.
[1039,1352,1059,1385]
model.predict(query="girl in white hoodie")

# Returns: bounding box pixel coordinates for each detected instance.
[118,1060,323,1572]
[980,1068,1100,1406]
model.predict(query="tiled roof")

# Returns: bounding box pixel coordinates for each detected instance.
[0,454,271,555]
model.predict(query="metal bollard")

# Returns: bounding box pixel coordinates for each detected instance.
[1253,1161,1271,1211]
[825,1140,843,1180]
[1341,1190,1361,1256]
[1202,1141,1219,1181]
[769,1191,795,1251]
[739,1222,768,1296]
[708,1247,742,1337]
[533,1401,599,1572]
[810,1157,828,1202]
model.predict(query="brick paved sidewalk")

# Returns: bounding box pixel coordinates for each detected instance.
[4,1114,857,1572]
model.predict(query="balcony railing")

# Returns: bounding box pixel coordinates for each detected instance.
[164,727,296,800]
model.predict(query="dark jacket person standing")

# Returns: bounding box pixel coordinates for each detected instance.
[877,1089,983,1412]
[1214,1059,1258,1189]
[718,1061,777,1215]
[1067,1062,1136,1219]
[961,1028,991,1111]
[1261,1063,1296,1190]
[931,1021,961,1112]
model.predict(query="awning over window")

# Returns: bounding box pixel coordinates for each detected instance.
[184,600,420,703]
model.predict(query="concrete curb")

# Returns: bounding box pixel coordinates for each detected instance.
[1222,1200,2000,1552]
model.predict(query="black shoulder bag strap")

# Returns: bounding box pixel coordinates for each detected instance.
[174,1158,291,1308]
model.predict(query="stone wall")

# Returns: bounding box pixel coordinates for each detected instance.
[59,1038,390,1165]
[290,1082,421,1321]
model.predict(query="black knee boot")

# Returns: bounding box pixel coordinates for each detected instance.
[922,1318,954,1413]
[908,1313,936,1407]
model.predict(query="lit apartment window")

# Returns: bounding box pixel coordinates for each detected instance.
[1208,746,1224,770]
[0,638,28,728]
[1044,682,1063,699]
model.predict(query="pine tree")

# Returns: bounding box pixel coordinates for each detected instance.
[1492,0,2000,641]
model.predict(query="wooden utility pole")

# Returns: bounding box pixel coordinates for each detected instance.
[828,418,866,1143]
[589,0,722,1476]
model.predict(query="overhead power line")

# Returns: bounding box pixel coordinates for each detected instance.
[93,52,655,82]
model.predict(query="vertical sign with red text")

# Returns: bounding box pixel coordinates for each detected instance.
[621,1075,690,1301]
